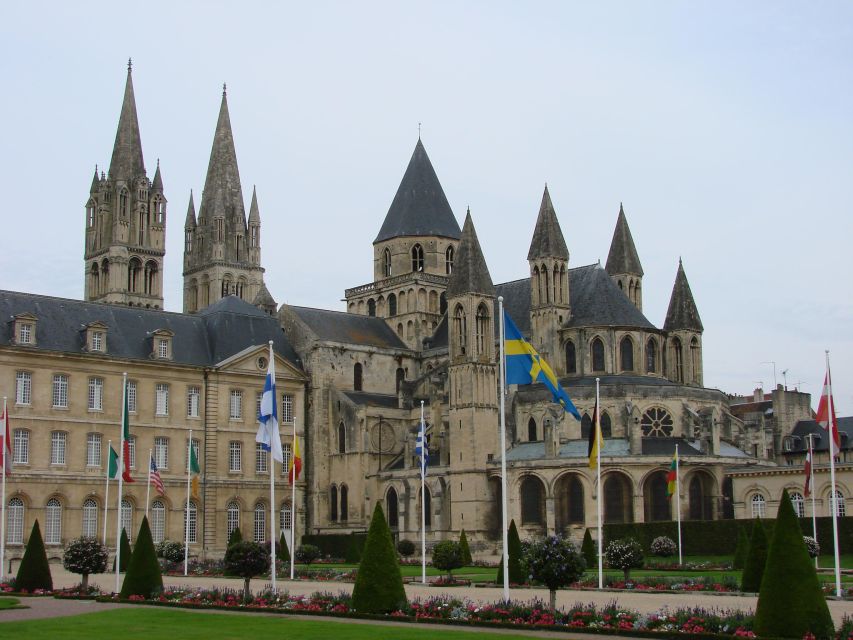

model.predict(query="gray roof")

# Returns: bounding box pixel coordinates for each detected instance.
[506,438,630,461]
[0,291,299,368]
[287,306,407,349]
[788,417,853,453]
[108,66,146,181]
[605,204,643,276]
[641,437,702,456]
[527,186,569,261]
[374,139,461,243]
[446,211,495,298]
[664,259,703,331]
[719,442,751,458]
[342,391,400,409]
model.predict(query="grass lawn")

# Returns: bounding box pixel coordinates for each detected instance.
[0,597,25,610]
[0,608,536,639]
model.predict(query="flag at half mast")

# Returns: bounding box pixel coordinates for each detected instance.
[257,354,283,463]
[120,382,134,483]
[816,367,841,457]
[666,450,678,499]
[415,417,429,475]
[588,394,603,469]
[288,435,302,485]
[108,446,119,479]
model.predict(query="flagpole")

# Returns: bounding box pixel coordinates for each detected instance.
[825,351,841,598]
[675,444,682,566]
[290,418,296,581]
[184,429,192,577]
[0,397,7,582]
[145,449,152,520]
[420,400,426,585]
[104,439,112,545]
[115,373,127,594]
[498,297,509,602]
[596,378,603,590]
[807,434,818,569]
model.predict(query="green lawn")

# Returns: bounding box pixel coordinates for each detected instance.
[0,597,24,610]
[0,608,535,639]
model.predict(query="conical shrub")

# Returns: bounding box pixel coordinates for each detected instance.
[278,531,290,562]
[112,528,132,571]
[458,529,473,565]
[740,518,768,592]
[119,516,163,598]
[496,519,524,585]
[15,520,53,591]
[227,527,243,548]
[351,503,406,613]
[732,526,748,570]
[754,490,834,639]
[581,529,597,567]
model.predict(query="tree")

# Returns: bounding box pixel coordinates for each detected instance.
[278,531,291,562]
[431,540,464,581]
[754,490,834,639]
[15,520,53,592]
[458,530,473,565]
[224,541,270,602]
[650,536,677,558]
[351,502,406,614]
[581,529,597,568]
[496,519,524,586]
[296,544,321,565]
[113,528,132,571]
[604,538,644,581]
[63,537,108,590]
[524,535,586,613]
[227,527,243,548]
[740,519,768,592]
[119,517,163,599]
[732,526,748,569]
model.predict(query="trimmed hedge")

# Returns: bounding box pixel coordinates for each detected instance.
[302,533,367,559]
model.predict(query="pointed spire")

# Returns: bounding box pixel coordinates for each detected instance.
[151,159,163,192]
[248,185,260,223]
[664,259,703,331]
[108,61,146,180]
[374,139,461,243]
[527,185,569,261]
[184,190,196,229]
[90,165,100,193]
[446,210,494,298]
[605,203,644,276]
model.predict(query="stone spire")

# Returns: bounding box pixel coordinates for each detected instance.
[108,61,146,181]
[527,185,569,261]
[89,166,100,194]
[664,259,703,331]
[248,185,260,223]
[151,159,163,192]
[446,209,494,298]
[605,203,643,276]
[184,190,196,229]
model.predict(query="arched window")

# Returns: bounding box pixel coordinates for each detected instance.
[396,368,405,393]
[568,476,584,523]
[119,188,129,218]
[386,488,399,529]
[340,485,348,522]
[185,500,198,544]
[581,413,592,439]
[144,261,158,296]
[280,502,292,532]
[82,499,98,538]
[330,485,338,522]
[553,265,559,303]
[591,338,605,372]
[600,412,612,438]
[227,501,240,539]
[90,263,100,297]
[620,336,634,372]
[542,265,550,303]
[527,417,537,441]
[646,337,658,373]
[151,501,165,543]
[338,422,346,454]
[383,248,392,277]
[388,293,397,317]
[128,258,142,293]
[751,494,766,518]
[7,497,24,544]
[367,298,376,316]
[445,246,454,274]
[120,499,133,542]
[475,304,489,357]
[830,490,846,517]
[690,336,700,383]
[45,498,62,545]
[688,475,713,520]
[532,266,540,306]
[790,492,805,518]
[643,472,671,522]
[86,200,96,228]
[353,363,363,392]
[604,474,633,523]
[565,340,576,374]
[453,305,467,356]
[253,502,266,543]
[673,337,684,383]
[520,476,545,526]
[439,292,447,315]
[411,244,424,272]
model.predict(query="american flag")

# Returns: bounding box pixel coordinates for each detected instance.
[149,454,165,496]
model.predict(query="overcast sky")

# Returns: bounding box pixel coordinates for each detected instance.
[2,2,851,415]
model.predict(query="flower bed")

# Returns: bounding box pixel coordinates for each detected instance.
[480,575,739,594]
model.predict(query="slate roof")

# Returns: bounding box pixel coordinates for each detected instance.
[424,314,448,350]
[342,391,401,409]
[446,211,495,298]
[605,204,643,276]
[108,65,146,181]
[0,291,299,368]
[287,306,407,349]
[505,438,630,461]
[664,260,703,331]
[527,186,569,261]
[787,417,853,453]
[374,139,462,243]
[641,437,703,456]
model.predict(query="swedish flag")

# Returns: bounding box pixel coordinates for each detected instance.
[503,311,581,420]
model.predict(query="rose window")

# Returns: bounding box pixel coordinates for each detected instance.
[640,407,673,437]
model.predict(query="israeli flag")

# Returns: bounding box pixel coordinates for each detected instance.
[414,419,428,475]
[256,352,283,463]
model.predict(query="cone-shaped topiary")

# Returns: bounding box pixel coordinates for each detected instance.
[227,527,243,548]
[113,528,132,571]
[278,531,290,562]
[754,490,834,639]
[119,516,163,599]
[496,519,524,586]
[732,526,748,570]
[351,502,406,613]
[458,529,473,565]
[15,520,53,592]
[581,529,597,568]
[740,518,768,592]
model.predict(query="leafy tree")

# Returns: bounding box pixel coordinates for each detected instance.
[351,502,406,614]
[295,544,321,565]
[15,520,53,592]
[431,540,464,581]
[580,529,597,567]
[524,535,586,613]
[754,490,834,639]
[224,541,271,601]
[458,530,473,565]
[63,537,108,590]
[650,536,677,558]
[732,526,749,569]
[496,519,524,586]
[113,528,132,571]
[119,517,163,599]
[227,527,243,548]
[396,539,415,557]
[604,538,644,581]
[740,519,768,592]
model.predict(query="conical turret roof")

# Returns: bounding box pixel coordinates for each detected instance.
[446,210,494,298]
[252,282,276,308]
[108,62,146,181]
[605,203,643,276]
[527,185,569,261]
[248,186,260,223]
[152,160,163,192]
[184,191,196,229]
[90,166,100,194]
[664,259,703,331]
[374,139,461,243]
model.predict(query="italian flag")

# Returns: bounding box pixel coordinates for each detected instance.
[665,450,678,499]
[121,384,134,483]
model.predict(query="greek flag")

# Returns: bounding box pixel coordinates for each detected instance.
[256,351,283,463]
[415,418,428,475]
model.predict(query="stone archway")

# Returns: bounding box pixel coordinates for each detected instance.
[555,474,584,533]
[603,473,634,523]
[688,471,715,520]
[643,470,671,522]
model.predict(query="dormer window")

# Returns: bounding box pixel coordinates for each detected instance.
[19,323,33,344]
[85,321,108,353]
[92,331,104,352]
[13,314,37,346]
[151,329,174,360]
[158,339,169,359]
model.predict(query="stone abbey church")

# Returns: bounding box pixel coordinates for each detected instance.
[3,65,834,560]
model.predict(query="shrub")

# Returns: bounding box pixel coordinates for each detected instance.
[396,539,415,557]
[301,533,368,558]
[431,541,464,581]
[295,544,321,565]
[604,538,644,581]
[650,535,677,558]
[581,529,597,567]
[496,519,524,586]
[278,532,291,562]
[803,535,820,559]
[524,535,586,613]
[458,530,473,565]
[155,540,186,563]
[227,527,243,548]
[344,534,362,563]
[732,526,748,569]
[351,502,406,614]
[755,490,834,639]
[15,520,53,592]
[740,519,768,592]
[63,537,108,590]
[113,528,132,572]
[224,541,270,601]
[119,517,163,599]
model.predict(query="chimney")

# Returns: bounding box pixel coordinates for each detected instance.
[753,387,763,403]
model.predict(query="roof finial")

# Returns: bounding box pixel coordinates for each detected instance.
[156,158,160,168]
[418,122,421,139]
[127,58,132,73]
[222,82,227,96]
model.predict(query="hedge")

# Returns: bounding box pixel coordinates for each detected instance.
[301,533,367,559]
[603,516,851,555]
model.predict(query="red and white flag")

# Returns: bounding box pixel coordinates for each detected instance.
[816,368,841,457]
[804,440,813,498]
[0,403,11,477]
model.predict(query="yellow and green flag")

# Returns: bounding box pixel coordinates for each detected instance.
[190,444,201,500]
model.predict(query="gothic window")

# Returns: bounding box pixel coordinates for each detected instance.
[439,292,447,315]
[646,337,658,373]
[338,422,346,454]
[565,340,577,373]
[396,368,405,393]
[475,304,490,357]
[604,474,633,523]
[581,413,592,439]
[367,298,376,316]
[520,476,545,526]
[591,337,605,372]
[620,336,634,372]
[532,266,540,306]
[617,279,623,290]
[153,197,165,224]
[7,498,24,544]
[411,244,424,272]
[86,200,96,228]
[386,488,399,529]
[144,261,158,296]
[215,218,224,243]
[542,265,550,303]
[688,475,713,520]
[690,336,700,383]
[673,337,684,383]
[383,248,392,277]
[128,258,142,293]
[568,476,584,523]
[388,293,397,317]
[330,485,338,522]
[420,487,431,528]
[119,189,129,218]
[138,211,147,245]
[640,407,674,437]
[353,363,363,391]
[235,234,241,262]
[453,305,467,356]
[250,225,258,248]
[445,246,454,274]
[751,493,766,518]
[340,485,349,521]
[552,265,559,303]
[644,471,671,522]
[527,417,537,441]
[90,263,99,296]
[600,412,612,438]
